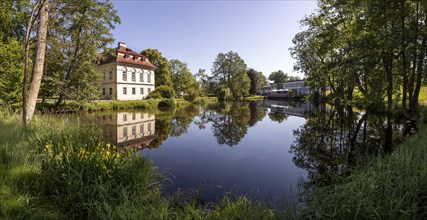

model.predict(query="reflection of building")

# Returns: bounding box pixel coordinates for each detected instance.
[97,42,156,100]
[99,112,156,149]
[259,80,311,98]
[260,100,313,117]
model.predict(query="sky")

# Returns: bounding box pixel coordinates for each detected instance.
[110,0,318,78]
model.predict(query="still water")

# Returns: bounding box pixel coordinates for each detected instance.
[75,100,405,203]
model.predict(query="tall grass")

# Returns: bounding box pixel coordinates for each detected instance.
[299,127,427,219]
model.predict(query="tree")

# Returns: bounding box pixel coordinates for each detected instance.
[268,70,288,83]
[0,39,23,107]
[291,0,427,119]
[248,68,266,95]
[170,59,199,98]
[288,75,301,81]
[141,49,173,88]
[0,1,28,107]
[23,0,49,123]
[53,0,120,105]
[211,51,250,99]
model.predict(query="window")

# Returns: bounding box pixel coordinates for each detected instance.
[148,88,151,93]
[132,113,136,120]
[123,127,127,137]
[109,88,112,95]
[132,125,136,136]
[103,71,106,80]
[132,87,136,94]
[123,114,127,121]
[102,88,105,95]
[122,69,127,81]
[140,113,144,119]
[140,87,144,95]
[140,124,144,133]
[131,70,136,82]
[123,87,127,95]
[109,69,113,80]
[148,122,151,132]
[140,71,144,82]
[147,72,151,83]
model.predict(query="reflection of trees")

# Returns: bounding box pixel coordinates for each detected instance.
[194,101,266,147]
[268,112,288,123]
[290,105,403,186]
[150,105,200,148]
[209,102,251,147]
[248,101,267,126]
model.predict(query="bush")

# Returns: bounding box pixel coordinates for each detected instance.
[218,87,232,101]
[148,86,175,99]
[158,98,176,109]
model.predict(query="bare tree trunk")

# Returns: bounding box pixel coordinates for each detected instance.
[24,0,49,123]
[22,1,41,126]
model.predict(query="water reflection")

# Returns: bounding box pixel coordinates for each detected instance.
[290,105,403,186]
[194,102,267,147]
[68,100,409,203]
[96,112,156,150]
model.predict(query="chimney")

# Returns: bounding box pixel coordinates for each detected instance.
[118,42,126,48]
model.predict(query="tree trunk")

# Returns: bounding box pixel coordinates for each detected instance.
[24,0,49,123]
[22,1,41,125]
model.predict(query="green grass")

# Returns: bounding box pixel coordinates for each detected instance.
[299,126,427,219]
[245,96,265,100]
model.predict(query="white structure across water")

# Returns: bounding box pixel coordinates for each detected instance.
[97,42,157,100]
[259,80,311,98]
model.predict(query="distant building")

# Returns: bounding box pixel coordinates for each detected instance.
[259,80,311,98]
[97,42,156,100]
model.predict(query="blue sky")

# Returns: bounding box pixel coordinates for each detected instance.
[110,0,317,78]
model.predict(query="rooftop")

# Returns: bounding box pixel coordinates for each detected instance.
[99,42,157,69]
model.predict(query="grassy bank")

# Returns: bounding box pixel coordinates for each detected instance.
[299,127,427,219]
[36,97,218,112]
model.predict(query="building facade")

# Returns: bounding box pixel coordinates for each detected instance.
[259,80,311,97]
[97,42,156,100]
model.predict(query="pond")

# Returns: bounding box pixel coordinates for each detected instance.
[70,100,407,204]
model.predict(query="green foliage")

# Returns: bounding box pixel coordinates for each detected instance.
[158,98,176,109]
[291,0,427,118]
[211,51,250,99]
[46,0,120,104]
[148,85,176,99]
[268,70,288,83]
[248,68,264,95]
[141,48,173,88]
[217,87,232,101]
[0,39,24,107]
[0,0,28,41]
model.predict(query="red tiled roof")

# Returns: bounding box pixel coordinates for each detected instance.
[99,46,157,69]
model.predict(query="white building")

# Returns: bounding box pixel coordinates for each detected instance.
[259,80,311,97]
[97,42,156,100]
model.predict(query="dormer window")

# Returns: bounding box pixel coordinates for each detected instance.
[124,54,129,60]
[141,58,146,62]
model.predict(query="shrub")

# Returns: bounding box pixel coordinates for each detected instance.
[148,86,175,99]
[158,98,176,109]
[217,87,232,101]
